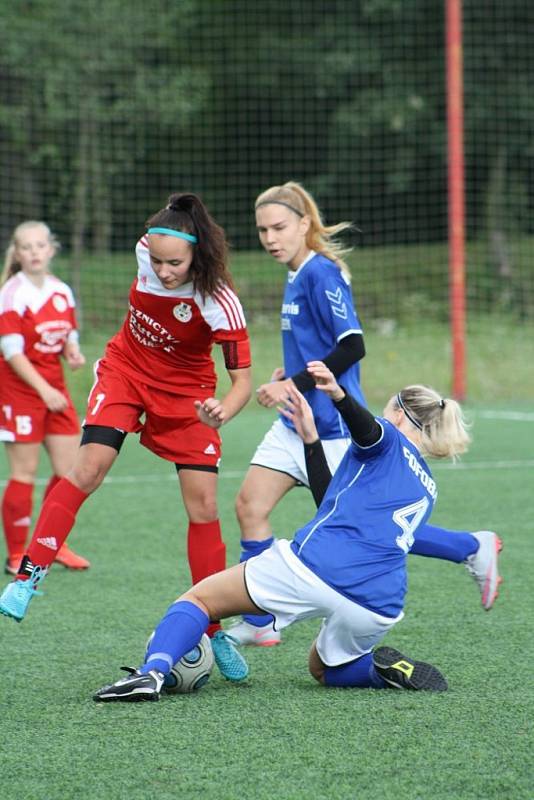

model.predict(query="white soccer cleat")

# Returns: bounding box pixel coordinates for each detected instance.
[464,531,503,610]
[226,619,281,647]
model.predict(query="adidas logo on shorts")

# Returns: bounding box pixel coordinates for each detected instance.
[203,444,217,455]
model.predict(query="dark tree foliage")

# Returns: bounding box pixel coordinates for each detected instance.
[0,0,531,258]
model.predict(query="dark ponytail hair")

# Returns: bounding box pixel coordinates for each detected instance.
[146,192,233,298]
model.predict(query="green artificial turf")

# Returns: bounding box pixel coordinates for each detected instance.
[0,402,532,799]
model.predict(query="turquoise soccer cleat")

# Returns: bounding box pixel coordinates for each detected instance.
[211,630,249,682]
[0,565,48,622]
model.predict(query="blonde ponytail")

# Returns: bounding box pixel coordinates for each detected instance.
[396,385,471,460]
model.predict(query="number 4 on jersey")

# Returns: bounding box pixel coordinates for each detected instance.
[392,497,429,553]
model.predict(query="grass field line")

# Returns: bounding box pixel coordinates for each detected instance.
[2,456,531,490]
[474,410,534,421]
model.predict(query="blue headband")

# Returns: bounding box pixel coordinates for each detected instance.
[147,226,198,244]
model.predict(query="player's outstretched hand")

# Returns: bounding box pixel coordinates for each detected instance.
[306,361,345,402]
[194,398,225,428]
[270,366,285,382]
[256,378,295,408]
[278,389,318,445]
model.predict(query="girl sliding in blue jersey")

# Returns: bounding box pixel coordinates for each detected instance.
[93,363,470,701]
[229,181,501,647]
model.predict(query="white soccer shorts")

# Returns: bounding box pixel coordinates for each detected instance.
[250,418,349,486]
[244,538,403,666]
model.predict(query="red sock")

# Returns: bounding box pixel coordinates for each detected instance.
[22,478,88,575]
[2,480,34,559]
[187,520,226,637]
[43,474,61,502]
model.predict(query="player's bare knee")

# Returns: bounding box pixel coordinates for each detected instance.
[178,471,219,522]
[180,588,211,619]
[308,641,326,685]
[234,488,248,522]
[236,489,265,530]
[308,661,326,685]
[184,496,218,523]
[68,461,108,494]
[13,466,38,484]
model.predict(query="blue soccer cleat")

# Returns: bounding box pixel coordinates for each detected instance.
[0,565,48,622]
[211,630,249,682]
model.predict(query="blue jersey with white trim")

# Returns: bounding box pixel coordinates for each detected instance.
[281,253,365,439]
[290,420,437,617]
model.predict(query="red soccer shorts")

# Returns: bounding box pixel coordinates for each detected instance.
[0,392,80,443]
[84,359,221,466]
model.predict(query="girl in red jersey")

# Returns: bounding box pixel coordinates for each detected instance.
[0,221,89,575]
[0,194,252,681]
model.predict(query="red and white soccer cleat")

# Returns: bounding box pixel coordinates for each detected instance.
[4,554,24,576]
[464,531,503,610]
[226,619,281,647]
[54,543,91,570]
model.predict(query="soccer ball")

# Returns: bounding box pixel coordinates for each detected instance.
[144,631,214,694]
[165,634,214,694]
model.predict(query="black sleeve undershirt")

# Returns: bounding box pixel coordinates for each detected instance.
[291,333,365,393]
[304,388,382,508]
[333,391,382,448]
[303,440,333,507]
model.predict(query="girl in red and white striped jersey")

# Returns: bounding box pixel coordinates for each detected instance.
[0,221,89,575]
[1,194,252,680]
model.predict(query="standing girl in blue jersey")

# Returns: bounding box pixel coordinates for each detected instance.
[229,181,501,647]
[93,365,471,701]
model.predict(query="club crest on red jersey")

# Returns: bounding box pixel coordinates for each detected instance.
[52,294,68,313]
[173,302,192,323]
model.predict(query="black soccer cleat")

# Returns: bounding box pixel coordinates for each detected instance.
[373,646,448,692]
[93,667,165,702]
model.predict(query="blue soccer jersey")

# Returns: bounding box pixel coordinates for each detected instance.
[281,252,365,439]
[290,420,437,617]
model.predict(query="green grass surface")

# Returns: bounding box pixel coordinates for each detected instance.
[1,398,533,799]
[65,316,534,411]
[56,236,534,329]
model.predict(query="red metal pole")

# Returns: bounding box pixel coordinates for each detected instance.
[446,0,466,401]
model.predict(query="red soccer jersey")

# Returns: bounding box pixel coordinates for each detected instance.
[0,272,77,401]
[102,237,251,395]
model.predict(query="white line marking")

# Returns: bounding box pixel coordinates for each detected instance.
[1,459,531,491]
[473,410,534,422]
[434,460,534,471]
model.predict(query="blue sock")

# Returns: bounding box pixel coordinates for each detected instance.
[240,538,275,627]
[140,600,209,675]
[324,653,386,689]
[239,537,274,563]
[412,523,478,563]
